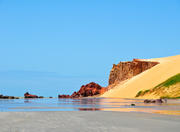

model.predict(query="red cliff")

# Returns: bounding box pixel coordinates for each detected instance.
[109,59,159,86]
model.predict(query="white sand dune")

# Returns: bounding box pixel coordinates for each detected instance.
[101,55,180,99]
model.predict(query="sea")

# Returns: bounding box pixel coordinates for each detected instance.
[0,98,180,115]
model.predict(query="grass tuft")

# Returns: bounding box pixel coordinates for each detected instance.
[135,73,180,98]
[162,73,180,87]
[160,96,180,99]
[136,91,142,97]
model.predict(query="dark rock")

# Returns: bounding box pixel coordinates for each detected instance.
[78,108,101,111]
[151,100,156,103]
[2,96,9,99]
[131,104,136,106]
[144,99,150,103]
[0,94,19,99]
[8,96,15,99]
[156,99,163,103]
[144,99,164,103]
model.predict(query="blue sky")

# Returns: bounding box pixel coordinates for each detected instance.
[0,0,180,96]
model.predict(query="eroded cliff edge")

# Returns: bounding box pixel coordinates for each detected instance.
[109,59,159,86]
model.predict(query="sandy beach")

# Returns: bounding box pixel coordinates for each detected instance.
[0,111,179,132]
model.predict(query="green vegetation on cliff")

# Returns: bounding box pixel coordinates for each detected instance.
[136,73,180,98]
[155,73,180,88]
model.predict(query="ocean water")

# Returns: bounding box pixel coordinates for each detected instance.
[0,98,180,115]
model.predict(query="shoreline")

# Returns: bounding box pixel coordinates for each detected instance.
[0,111,180,132]
[1,98,180,116]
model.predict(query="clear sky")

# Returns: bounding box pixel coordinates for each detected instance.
[0,0,180,97]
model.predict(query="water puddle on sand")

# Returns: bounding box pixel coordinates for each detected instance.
[0,98,180,115]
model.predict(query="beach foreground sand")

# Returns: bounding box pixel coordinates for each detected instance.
[0,111,179,132]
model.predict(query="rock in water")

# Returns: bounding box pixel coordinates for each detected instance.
[58,82,106,98]
[144,99,164,103]
[24,92,38,98]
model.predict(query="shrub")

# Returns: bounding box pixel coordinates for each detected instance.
[136,90,143,97]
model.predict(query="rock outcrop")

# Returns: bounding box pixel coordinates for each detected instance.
[144,99,165,103]
[59,82,106,98]
[0,94,19,99]
[24,92,38,98]
[109,59,159,86]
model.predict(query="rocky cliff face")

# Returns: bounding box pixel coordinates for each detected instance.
[109,59,159,86]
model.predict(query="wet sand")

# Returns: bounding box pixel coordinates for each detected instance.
[0,111,180,132]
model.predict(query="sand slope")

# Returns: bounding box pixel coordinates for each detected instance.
[101,55,180,99]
